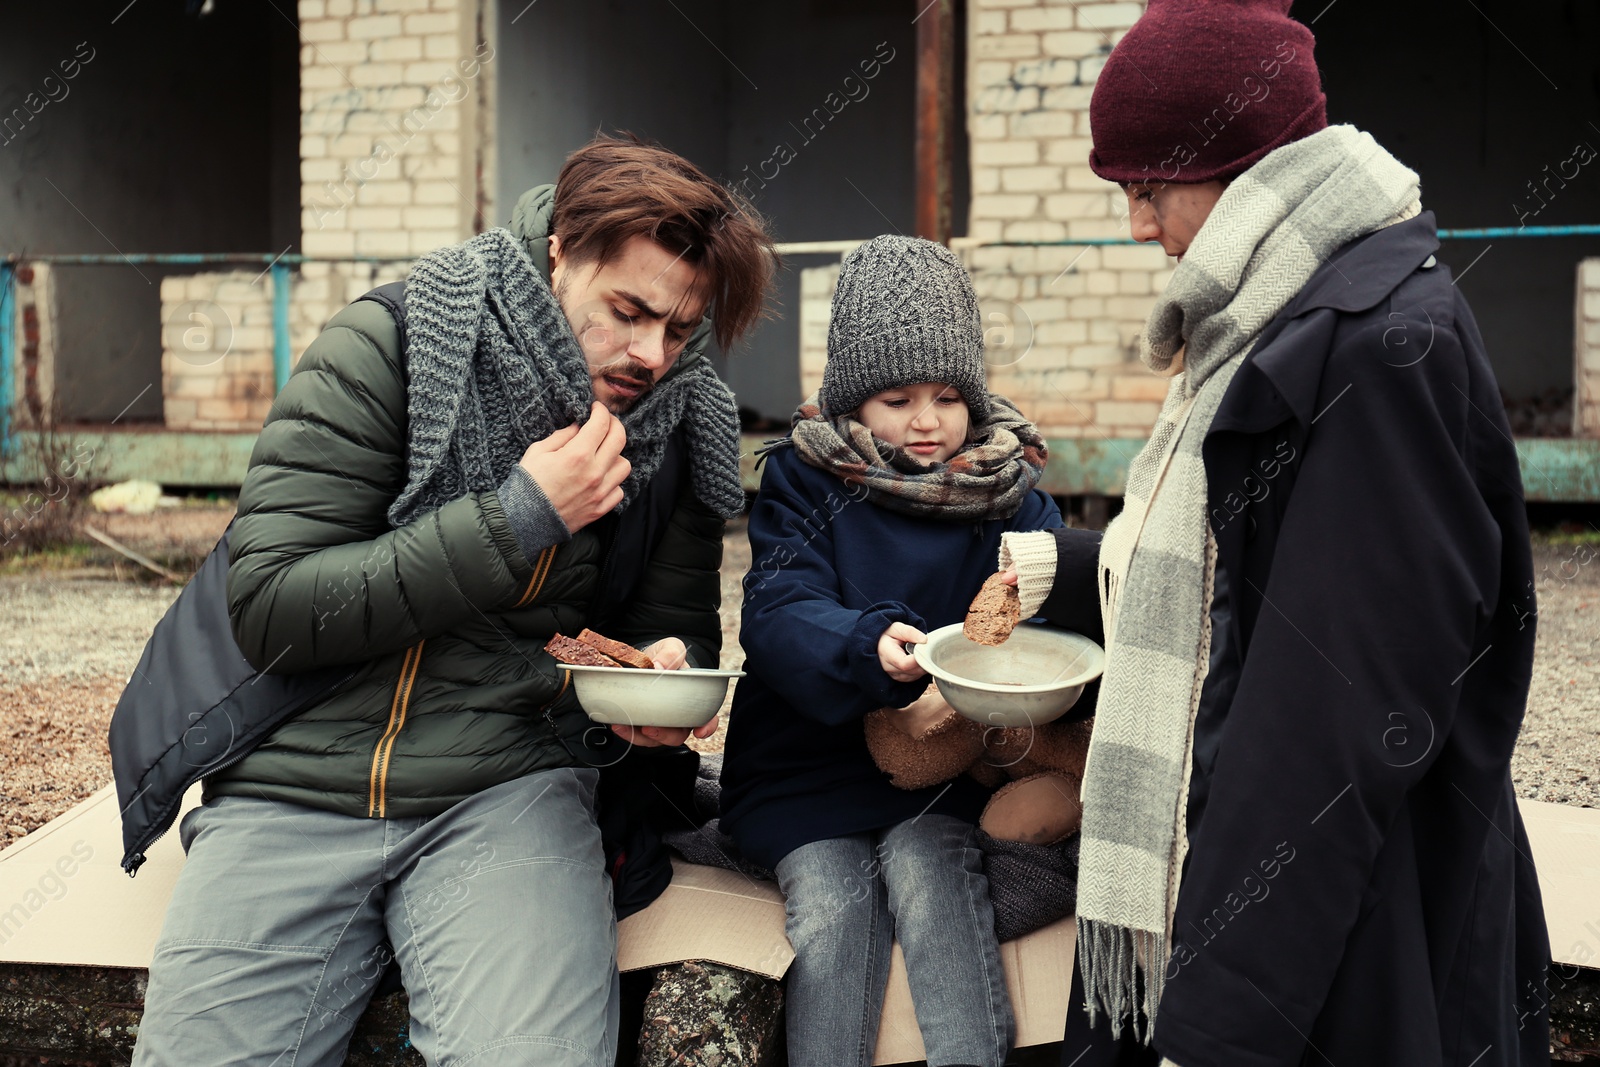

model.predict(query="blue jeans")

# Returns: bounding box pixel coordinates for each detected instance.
[775,814,1014,1067]
[134,768,619,1067]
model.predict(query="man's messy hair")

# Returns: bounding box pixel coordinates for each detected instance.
[552,133,780,350]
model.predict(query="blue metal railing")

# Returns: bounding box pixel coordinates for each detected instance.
[980,223,1600,246]
[0,252,413,458]
[3,223,1599,460]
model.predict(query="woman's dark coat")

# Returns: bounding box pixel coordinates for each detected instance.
[1046,213,1549,1067]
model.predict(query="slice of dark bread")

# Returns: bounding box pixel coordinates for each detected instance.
[576,629,655,669]
[544,633,625,668]
[964,573,1022,646]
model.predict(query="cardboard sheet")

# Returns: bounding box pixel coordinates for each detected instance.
[616,858,793,978]
[0,783,196,968]
[1520,798,1600,968]
[618,859,1076,1063]
[873,917,1075,1065]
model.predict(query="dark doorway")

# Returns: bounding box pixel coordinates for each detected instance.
[1307,0,1600,429]
[1,1,300,423]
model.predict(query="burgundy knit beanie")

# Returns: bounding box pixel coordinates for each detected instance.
[1088,0,1327,184]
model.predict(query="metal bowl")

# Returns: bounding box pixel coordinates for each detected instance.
[912,623,1105,728]
[560,665,744,729]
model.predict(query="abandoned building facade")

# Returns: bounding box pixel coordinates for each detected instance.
[2,0,1597,499]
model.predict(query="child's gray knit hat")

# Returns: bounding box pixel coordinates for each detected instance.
[820,235,989,424]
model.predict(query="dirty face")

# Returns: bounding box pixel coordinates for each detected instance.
[857,382,970,466]
[550,233,707,414]
[1122,179,1229,262]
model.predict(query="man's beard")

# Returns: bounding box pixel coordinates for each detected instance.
[590,356,654,415]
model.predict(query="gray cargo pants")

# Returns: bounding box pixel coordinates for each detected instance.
[133,767,619,1067]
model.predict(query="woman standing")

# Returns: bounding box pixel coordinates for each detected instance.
[1000,1,1550,1064]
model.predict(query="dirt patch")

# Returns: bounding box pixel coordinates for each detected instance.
[0,681,120,850]
[689,516,750,756]
[93,503,234,567]
[0,574,181,850]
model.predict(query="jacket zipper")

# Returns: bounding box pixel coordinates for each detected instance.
[363,545,557,821]
[368,641,424,818]
[515,545,558,609]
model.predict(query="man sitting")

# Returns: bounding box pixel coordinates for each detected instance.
[132,135,776,1067]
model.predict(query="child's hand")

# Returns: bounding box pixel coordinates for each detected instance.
[997,569,1018,586]
[877,622,928,683]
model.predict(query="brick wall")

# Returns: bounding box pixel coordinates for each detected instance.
[158,0,489,432]
[966,0,1173,439]
[160,271,275,432]
[159,263,409,431]
[798,264,839,402]
[1579,258,1600,438]
[297,0,492,259]
[799,0,1170,439]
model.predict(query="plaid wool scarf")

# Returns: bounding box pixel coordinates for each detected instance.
[776,391,1048,523]
[1077,125,1422,1040]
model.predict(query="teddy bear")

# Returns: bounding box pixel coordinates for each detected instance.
[864,685,1093,846]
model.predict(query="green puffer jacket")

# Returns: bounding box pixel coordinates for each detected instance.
[210,186,726,819]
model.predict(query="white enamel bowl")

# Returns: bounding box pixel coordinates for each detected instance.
[560,665,745,729]
[912,623,1105,728]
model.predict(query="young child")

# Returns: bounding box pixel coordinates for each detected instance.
[720,235,1063,1067]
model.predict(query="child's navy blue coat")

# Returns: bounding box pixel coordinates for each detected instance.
[719,444,1063,870]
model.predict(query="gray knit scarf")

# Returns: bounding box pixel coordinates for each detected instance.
[777,391,1048,523]
[1077,126,1421,1040]
[387,227,746,528]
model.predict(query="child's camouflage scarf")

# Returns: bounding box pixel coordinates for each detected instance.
[769,392,1048,523]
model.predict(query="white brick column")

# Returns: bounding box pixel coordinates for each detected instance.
[298,0,492,257]
[963,0,1171,439]
[160,272,276,431]
[798,264,842,402]
[1578,258,1600,438]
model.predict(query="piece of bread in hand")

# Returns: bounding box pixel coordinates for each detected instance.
[544,633,625,668]
[576,628,655,669]
[964,572,1022,646]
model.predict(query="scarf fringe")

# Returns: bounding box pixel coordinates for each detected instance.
[1078,918,1165,1043]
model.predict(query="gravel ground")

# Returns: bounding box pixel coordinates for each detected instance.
[1512,541,1600,807]
[689,516,750,756]
[1,517,1593,852]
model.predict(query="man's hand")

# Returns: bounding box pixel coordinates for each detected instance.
[608,638,707,746]
[877,621,928,683]
[641,637,688,670]
[516,402,631,533]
